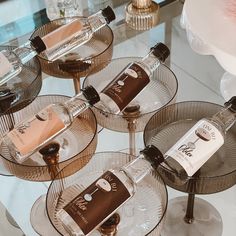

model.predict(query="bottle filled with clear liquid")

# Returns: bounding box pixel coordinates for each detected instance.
[163,96,236,177]
[0,6,115,86]
[1,42,169,163]
[57,145,164,236]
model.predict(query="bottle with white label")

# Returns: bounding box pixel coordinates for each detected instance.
[163,96,236,177]
[0,6,115,86]
[1,42,170,163]
[57,145,163,236]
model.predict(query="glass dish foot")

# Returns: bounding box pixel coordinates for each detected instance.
[161,196,223,236]
[0,165,12,176]
[30,195,61,236]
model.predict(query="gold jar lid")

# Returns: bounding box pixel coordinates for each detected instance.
[125,1,160,30]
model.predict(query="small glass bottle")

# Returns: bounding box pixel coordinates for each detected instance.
[57,145,163,236]
[96,42,170,114]
[163,96,236,177]
[2,86,100,163]
[0,6,115,86]
[1,42,170,163]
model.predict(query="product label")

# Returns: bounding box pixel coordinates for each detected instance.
[165,119,224,176]
[64,171,131,235]
[7,105,65,157]
[101,63,150,111]
[0,52,13,77]
[42,19,83,51]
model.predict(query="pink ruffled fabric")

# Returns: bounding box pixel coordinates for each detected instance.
[225,0,236,19]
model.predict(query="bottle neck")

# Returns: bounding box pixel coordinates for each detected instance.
[140,50,161,76]
[121,153,153,184]
[88,10,108,32]
[64,91,91,118]
[13,41,37,64]
[210,105,236,133]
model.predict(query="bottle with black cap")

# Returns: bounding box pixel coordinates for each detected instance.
[1,85,100,163]
[96,42,170,114]
[1,42,169,163]
[0,6,116,86]
[163,96,236,177]
[56,145,164,236]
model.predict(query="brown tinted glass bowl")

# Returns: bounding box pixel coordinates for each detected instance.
[46,152,168,236]
[0,95,97,181]
[30,17,113,79]
[83,57,178,133]
[0,45,42,113]
[144,101,236,194]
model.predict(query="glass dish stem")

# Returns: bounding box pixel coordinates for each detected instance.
[128,124,136,157]
[184,193,195,224]
[73,76,81,94]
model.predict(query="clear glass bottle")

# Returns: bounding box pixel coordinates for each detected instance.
[1,42,169,163]
[96,42,170,114]
[57,145,163,236]
[2,86,100,163]
[0,6,115,86]
[163,96,236,177]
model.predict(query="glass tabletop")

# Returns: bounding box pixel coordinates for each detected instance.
[0,0,234,236]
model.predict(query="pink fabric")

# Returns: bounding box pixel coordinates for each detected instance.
[225,0,236,20]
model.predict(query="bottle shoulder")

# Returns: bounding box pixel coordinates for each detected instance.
[204,118,226,136]
[110,169,135,196]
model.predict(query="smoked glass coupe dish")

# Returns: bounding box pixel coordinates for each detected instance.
[0,45,42,176]
[144,101,236,236]
[0,94,97,181]
[83,57,178,156]
[46,152,168,236]
[30,17,114,93]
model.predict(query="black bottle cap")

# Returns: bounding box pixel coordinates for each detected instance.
[140,145,164,169]
[224,96,236,113]
[151,42,170,63]
[82,85,100,106]
[30,36,47,54]
[101,6,116,24]
[39,142,60,156]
